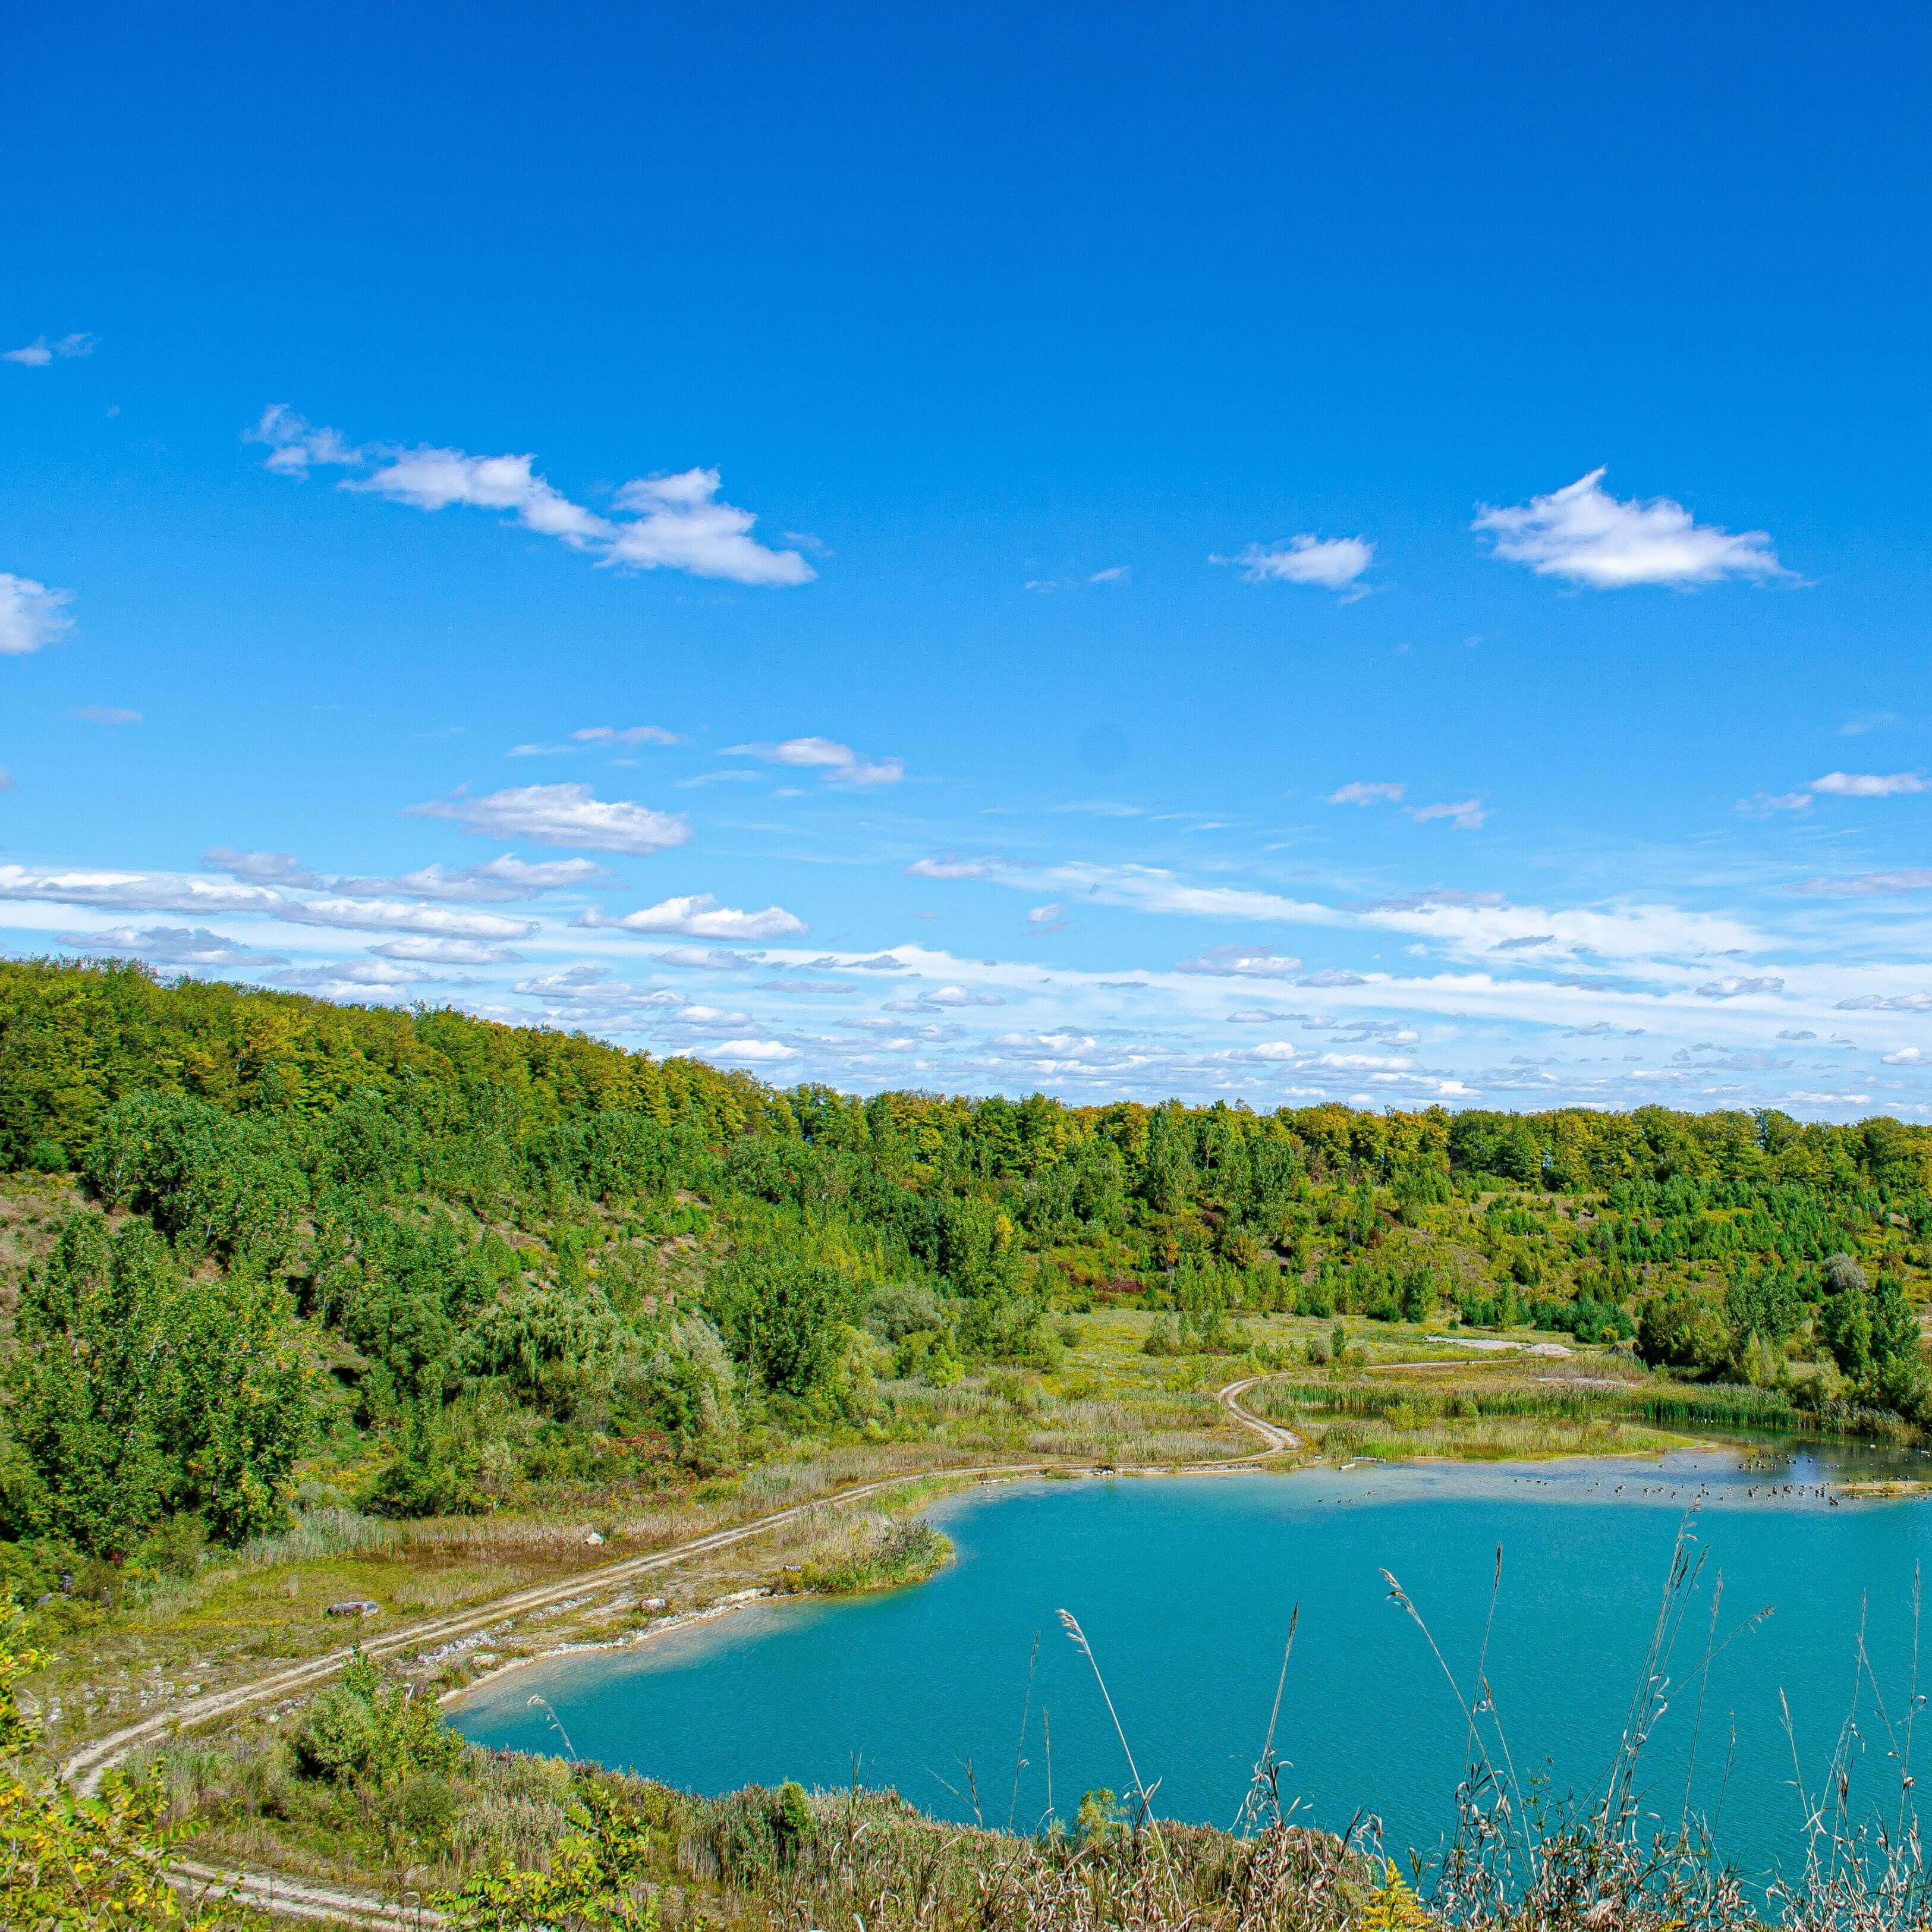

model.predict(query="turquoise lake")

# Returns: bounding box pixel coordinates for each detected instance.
[451,1444,1932,1883]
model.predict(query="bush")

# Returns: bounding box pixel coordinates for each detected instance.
[291,1653,467,1788]
[1636,1289,1730,1371]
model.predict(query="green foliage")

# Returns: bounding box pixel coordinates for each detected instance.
[86,1088,308,1269]
[0,1614,234,1927]
[1635,1288,1732,1371]
[4,1215,309,1551]
[291,1651,468,1789]
[708,1250,862,1400]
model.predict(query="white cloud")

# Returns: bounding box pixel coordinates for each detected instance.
[1326,781,1405,805]
[572,725,679,748]
[1736,791,1814,817]
[0,864,283,915]
[1211,534,1374,590]
[56,925,278,967]
[1474,468,1789,589]
[665,1005,754,1032]
[727,736,904,786]
[74,704,141,725]
[655,946,761,970]
[1028,902,1066,926]
[370,934,523,964]
[4,332,93,368]
[906,855,995,880]
[0,573,76,656]
[512,967,683,1009]
[338,854,609,901]
[1176,943,1303,979]
[277,959,427,990]
[580,893,807,941]
[1810,771,1929,798]
[1883,1047,1923,1066]
[1694,976,1786,1000]
[1410,797,1488,830]
[1794,870,1932,896]
[603,468,815,586]
[407,783,690,854]
[243,405,363,478]
[350,445,610,545]
[254,410,813,587]
[926,985,1004,1008]
[279,896,537,940]
[1090,566,1131,584]
[203,847,322,887]
[707,1038,797,1062]
[1838,993,1932,1013]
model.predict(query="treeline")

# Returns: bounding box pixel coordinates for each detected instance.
[1,959,1930,1572]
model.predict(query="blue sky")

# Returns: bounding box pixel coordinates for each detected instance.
[5,2,1931,1116]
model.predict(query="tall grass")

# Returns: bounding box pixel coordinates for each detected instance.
[1256,1378,1813,1436]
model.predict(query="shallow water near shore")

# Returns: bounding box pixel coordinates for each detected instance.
[452,1441,1932,1883]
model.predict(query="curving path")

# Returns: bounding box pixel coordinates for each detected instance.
[64,1376,1300,1927]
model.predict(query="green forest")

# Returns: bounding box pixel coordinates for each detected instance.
[2,957,1929,1588]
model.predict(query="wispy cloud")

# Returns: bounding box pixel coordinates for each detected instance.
[1695,975,1786,1000]
[243,405,363,477]
[335,854,611,901]
[726,736,904,785]
[1409,796,1488,830]
[0,864,283,916]
[1210,534,1374,591]
[1792,870,1932,896]
[1326,781,1404,805]
[370,934,522,964]
[572,724,679,748]
[1090,565,1131,584]
[278,896,535,940]
[250,408,814,587]
[4,332,94,368]
[348,445,612,544]
[406,783,690,854]
[57,925,279,967]
[0,573,76,656]
[1175,943,1304,978]
[655,946,762,970]
[1736,791,1814,817]
[73,704,140,725]
[578,893,807,940]
[1810,770,1929,798]
[203,847,322,887]
[1474,468,1789,589]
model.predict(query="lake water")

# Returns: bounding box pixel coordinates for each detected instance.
[452,1443,1932,1884]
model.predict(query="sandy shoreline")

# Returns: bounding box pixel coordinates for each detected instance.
[438,1584,785,1708]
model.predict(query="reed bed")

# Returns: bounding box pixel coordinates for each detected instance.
[1254,1377,1810,1436]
